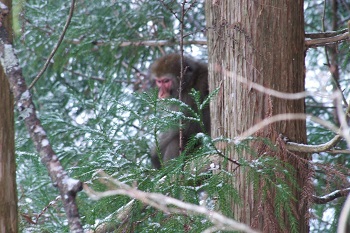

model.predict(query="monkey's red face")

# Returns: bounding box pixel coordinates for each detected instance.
[156,77,173,99]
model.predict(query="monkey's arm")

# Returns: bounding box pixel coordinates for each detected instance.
[151,130,179,169]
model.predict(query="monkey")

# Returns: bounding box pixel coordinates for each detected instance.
[149,54,210,169]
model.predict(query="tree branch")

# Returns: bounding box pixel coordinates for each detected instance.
[305,28,348,39]
[285,134,342,153]
[90,39,207,47]
[84,171,261,233]
[324,149,350,154]
[82,28,350,50]
[286,92,350,153]
[305,23,350,48]
[313,188,350,204]
[305,31,349,48]
[28,0,76,90]
[0,5,83,233]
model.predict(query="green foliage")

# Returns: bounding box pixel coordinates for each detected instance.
[248,155,299,232]
[14,1,212,231]
[304,0,350,231]
[13,0,350,232]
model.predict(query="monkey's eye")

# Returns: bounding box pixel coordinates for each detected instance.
[157,78,170,84]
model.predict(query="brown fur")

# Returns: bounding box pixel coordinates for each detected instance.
[150,54,210,168]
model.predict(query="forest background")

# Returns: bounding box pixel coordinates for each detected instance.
[1,0,350,232]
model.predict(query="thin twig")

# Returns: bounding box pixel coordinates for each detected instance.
[118,39,206,47]
[218,66,312,100]
[28,0,76,90]
[235,113,340,142]
[179,0,186,156]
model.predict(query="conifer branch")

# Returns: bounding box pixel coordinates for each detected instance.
[0,4,83,232]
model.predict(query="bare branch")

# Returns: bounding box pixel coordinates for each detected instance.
[236,112,347,154]
[28,0,76,90]
[290,92,350,154]
[120,39,207,46]
[285,134,342,153]
[80,29,349,50]
[89,39,207,47]
[84,171,260,233]
[84,29,350,50]
[218,66,312,100]
[235,113,339,141]
[305,32,349,48]
[313,188,350,204]
[219,67,350,154]
[305,28,347,39]
[325,149,350,154]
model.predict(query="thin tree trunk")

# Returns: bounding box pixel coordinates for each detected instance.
[0,0,18,231]
[206,1,309,232]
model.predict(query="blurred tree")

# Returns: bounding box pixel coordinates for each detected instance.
[206,1,309,232]
[0,0,18,231]
[304,0,350,232]
[9,0,350,232]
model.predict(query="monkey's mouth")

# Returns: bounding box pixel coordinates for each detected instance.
[158,91,170,99]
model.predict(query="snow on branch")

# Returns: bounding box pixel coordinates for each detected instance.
[83,171,261,233]
[313,187,350,204]
[0,4,84,233]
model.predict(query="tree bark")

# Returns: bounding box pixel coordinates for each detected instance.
[0,0,18,231]
[206,1,309,232]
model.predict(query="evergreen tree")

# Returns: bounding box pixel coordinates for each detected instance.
[6,0,350,232]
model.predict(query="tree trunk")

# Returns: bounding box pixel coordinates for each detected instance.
[206,1,309,232]
[0,0,17,231]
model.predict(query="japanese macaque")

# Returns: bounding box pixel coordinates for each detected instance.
[150,54,210,169]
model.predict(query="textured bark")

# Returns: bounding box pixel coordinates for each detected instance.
[206,1,309,232]
[0,0,18,231]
